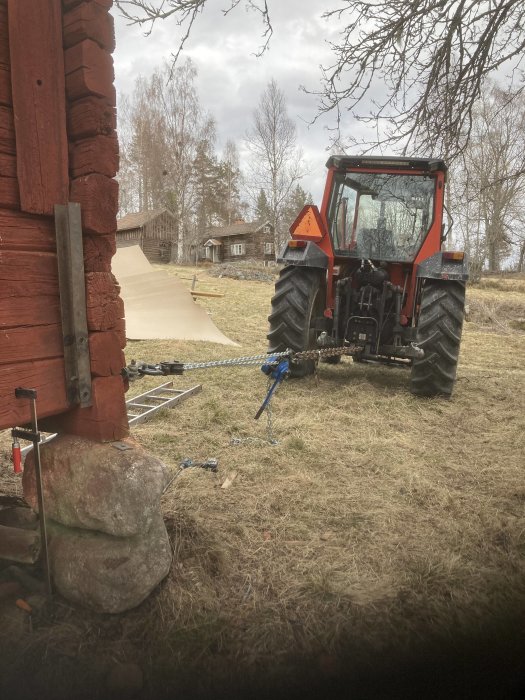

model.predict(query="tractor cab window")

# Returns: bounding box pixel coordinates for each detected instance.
[328,172,435,261]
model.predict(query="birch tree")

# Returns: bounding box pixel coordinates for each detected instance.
[118,60,211,260]
[245,79,304,251]
[450,85,525,277]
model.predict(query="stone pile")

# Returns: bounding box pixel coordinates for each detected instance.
[23,434,172,613]
[207,261,278,283]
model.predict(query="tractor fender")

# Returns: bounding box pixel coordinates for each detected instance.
[277,241,328,269]
[416,251,469,282]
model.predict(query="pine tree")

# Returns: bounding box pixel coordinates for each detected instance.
[255,188,272,223]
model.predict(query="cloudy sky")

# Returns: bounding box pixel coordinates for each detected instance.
[113,1,351,203]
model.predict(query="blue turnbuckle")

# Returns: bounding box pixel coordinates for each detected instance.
[254,357,290,420]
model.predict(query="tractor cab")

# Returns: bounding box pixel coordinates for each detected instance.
[268,155,469,397]
[325,156,448,266]
[329,169,435,262]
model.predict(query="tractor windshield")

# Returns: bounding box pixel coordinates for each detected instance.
[328,172,436,261]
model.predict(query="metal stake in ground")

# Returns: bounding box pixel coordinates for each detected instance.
[13,388,52,598]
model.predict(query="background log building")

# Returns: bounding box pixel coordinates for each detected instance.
[0,0,128,442]
[201,220,275,263]
[117,208,176,263]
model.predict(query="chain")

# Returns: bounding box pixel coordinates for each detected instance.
[182,350,291,371]
[265,374,277,445]
[230,375,279,447]
[129,345,362,379]
[292,344,361,363]
[182,345,360,372]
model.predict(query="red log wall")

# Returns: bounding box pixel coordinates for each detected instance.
[0,0,128,441]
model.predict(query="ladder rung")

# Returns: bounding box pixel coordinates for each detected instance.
[125,383,202,426]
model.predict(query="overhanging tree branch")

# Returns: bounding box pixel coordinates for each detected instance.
[116,1,525,161]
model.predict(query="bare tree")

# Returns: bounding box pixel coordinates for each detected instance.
[221,140,243,225]
[116,1,525,162]
[245,79,304,251]
[117,59,214,260]
[450,84,525,278]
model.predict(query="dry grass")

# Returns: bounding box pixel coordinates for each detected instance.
[1,267,525,698]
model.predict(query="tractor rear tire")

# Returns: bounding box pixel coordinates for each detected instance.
[267,266,324,377]
[410,279,465,397]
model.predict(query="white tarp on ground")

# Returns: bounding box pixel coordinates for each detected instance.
[112,245,238,345]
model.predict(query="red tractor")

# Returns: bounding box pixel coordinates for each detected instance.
[268,156,468,396]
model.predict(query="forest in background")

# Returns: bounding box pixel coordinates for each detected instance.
[117,62,525,277]
[117,63,311,261]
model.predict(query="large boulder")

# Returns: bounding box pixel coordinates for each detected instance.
[23,435,168,537]
[48,513,172,613]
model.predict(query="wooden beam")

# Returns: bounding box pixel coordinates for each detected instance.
[63,0,113,9]
[70,133,119,178]
[0,3,10,107]
[85,271,124,330]
[0,325,63,365]
[0,211,56,253]
[0,507,38,530]
[55,203,92,407]
[44,375,129,442]
[190,290,225,299]
[0,251,58,297]
[0,105,15,153]
[0,4,8,71]
[0,152,16,177]
[67,96,116,141]
[83,233,116,272]
[0,67,12,107]
[63,1,115,52]
[64,38,115,104]
[0,357,68,430]
[88,331,125,376]
[0,524,40,564]
[8,0,69,215]
[0,297,60,329]
[70,173,119,234]
[110,318,127,349]
[0,175,19,209]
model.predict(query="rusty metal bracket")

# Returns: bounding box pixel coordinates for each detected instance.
[54,203,92,408]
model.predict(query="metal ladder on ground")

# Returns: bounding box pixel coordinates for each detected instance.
[20,382,202,456]
[126,381,202,426]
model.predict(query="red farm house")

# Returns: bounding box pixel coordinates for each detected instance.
[0,0,171,613]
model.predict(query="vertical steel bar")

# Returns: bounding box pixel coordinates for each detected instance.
[29,397,52,598]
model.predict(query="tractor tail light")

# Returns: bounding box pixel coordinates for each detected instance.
[442,251,464,261]
[288,240,308,249]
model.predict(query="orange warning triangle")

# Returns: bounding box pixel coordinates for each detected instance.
[289,205,325,241]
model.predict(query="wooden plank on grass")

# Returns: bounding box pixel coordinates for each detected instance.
[190,290,225,299]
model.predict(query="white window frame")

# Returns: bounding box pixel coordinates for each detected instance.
[264,241,274,255]
[231,242,245,256]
